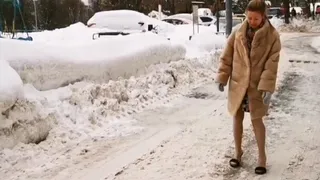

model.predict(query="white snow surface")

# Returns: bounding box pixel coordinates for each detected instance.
[0,31,186,91]
[1,12,320,180]
[271,17,320,32]
[0,15,226,151]
[311,36,320,53]
[87,10,176,34]
[0,60,24,114]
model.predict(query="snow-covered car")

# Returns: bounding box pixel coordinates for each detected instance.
[197,8,214,16]
[164,13,216,26]
[233,14,246,21]
[87,10,175,34]
[162,17,193,25]
[166,13,194,21]
[199,16,216,26]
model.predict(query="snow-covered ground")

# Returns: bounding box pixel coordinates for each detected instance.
[1,12,320,180]
[311,36,320,53]
[272,18,320,32]
[0,14,226,179]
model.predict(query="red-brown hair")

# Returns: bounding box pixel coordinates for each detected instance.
[246,0,267,15]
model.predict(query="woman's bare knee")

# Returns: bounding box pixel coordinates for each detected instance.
[251,118,264,129]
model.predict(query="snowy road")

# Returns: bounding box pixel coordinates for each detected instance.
[54,33,320,180]
[283,33,320,62]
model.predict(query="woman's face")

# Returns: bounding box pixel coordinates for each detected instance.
[247,11,264,29]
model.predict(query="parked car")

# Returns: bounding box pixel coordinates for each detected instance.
[267,7,283,18]
[214,17,243,27]
[213,17,244,31]
[162,17,193,25]
[316,5,320,14]
[87,10,175,33]
[233,14,246,21]
[199,15,216,26]
[165,13,196,22]
[163,13,216,26]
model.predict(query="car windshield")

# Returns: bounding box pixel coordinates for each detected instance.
[233,19,242,26]
[268,8,280,15]
[200,16,213,22]
[217,18,242,26]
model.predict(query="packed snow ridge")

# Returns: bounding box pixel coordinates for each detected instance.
[1,32,186,91]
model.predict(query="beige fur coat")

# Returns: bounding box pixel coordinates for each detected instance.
[215,20,281,119]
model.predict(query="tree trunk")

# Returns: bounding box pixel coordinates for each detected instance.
[312,0,315,20]
[283,0,290,24]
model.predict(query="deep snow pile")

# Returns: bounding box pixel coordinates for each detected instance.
[0,12,228,179]
[0,52,223,180]
[0,19,227,150]
[27,23,110,45]
[0,32,186,91]
[0,50,220,150]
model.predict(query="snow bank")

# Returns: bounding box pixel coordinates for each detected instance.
[310,36,320,53]
[167,25,226,58]
[29,23,110,45]
[0,32,186,90]
[0,17,228,151]
[0,50,221,149]
[186,32,226,57]
[5,23,117,45]
[0,60,24,114]
[269,17,284,29]
[273,18,320,32]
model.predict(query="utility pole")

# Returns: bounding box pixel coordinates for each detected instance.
[33,0,38,31]
[283,0,290,24]
[215,0,220,32]
[225,0,232,36]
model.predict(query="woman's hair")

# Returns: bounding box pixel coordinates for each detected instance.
[246,0,267,15]
[246,0,275,29]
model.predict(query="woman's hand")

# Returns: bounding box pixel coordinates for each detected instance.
[262,91,272,105]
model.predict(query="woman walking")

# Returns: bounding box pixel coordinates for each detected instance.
[215,0,281,175]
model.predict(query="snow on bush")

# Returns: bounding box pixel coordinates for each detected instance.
[1,32,186,91]
[0,60,24,114]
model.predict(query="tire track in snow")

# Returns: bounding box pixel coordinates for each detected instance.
[105,84,241,180]
[49,84,226,180]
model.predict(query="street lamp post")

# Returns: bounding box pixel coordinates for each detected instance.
[33,0,38,31]
[225,0,232,36]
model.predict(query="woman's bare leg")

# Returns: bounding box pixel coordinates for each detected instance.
[233,108,245,159]
[251,118,266,167]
